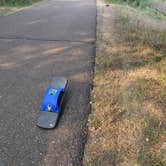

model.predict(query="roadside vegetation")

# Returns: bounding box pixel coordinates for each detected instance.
[0,0,41,16]
[84,0,166,165]
[0,6,14,15]
[0,0,41,6]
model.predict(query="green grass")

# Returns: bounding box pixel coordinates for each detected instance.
[0,0,42,16]
[144,7,166,20]
[107,0,152,8]
[0,0,41,6]
[107,0,166,15]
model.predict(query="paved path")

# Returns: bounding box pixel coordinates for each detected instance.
[0,0,96,165]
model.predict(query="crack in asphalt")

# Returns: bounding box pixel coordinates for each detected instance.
[0,36,96,46]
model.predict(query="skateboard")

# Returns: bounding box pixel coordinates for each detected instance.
[37,77,67,129]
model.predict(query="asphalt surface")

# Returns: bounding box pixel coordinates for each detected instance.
[0,0,96,165]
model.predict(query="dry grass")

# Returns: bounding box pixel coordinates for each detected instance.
[0,6,31,16]
[83,2,166,166]
[0,7,17,15]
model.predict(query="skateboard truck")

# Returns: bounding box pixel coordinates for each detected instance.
[37,77,67,129]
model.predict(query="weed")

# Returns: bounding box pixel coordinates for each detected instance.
[89,114,101,130]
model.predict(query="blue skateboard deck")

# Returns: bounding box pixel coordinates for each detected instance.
[37,77,67,129]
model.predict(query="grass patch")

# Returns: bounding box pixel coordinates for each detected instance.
[138,117,166,166]
[0,0,43,16]
[0,0,41,6]
[84,2,166,166]
[107,0,166,20]
[0,7,12,15]
[89,114,101,130]
[107,0,152,8]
